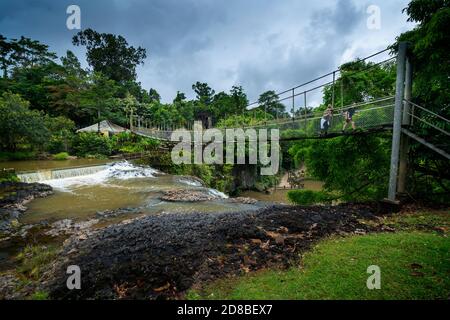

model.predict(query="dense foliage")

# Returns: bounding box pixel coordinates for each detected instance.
[287,190,331,205]
[0,92,49,151]
[394,0,450,201]
[289,133,392,201]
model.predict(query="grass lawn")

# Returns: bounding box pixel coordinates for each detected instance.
[188,211,450,300]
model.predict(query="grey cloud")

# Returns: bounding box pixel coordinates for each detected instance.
[0,0,413,104]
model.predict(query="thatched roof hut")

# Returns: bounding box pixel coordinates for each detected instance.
[77,120,127,136]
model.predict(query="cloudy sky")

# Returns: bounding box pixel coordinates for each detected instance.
[0,0,415,105]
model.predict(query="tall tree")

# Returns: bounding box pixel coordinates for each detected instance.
[173,91,186,103]
[148,88,161,103]
[192,81,215,105]
[0,92,49,151]
[11,36,57,69]
[0,35,56,78]
[72,73,119,129]
[0,35,15,78]
[46,51,87,119]
[258,90,285,118]
[323,60,396,108]
[230,85,249,114]
[72,29,147,83]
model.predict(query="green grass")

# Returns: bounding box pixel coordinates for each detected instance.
[30,291,49,300]
[16,245,59,281]
[376,211,449,233]
[188,231,450,300]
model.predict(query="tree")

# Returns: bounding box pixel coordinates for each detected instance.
[230,85,248,114]
[9,61,62,112]
[0,35,57,78]
[394,0,450,200]
[72,29,147,83]
[46,51,88,119]
[192,81,216,126]
[0,34,16,78]
[287,56,397,201]
[0,92,49,151]
[11,36,57,69]
[258,90,285,118]
[148,88,161,103]
[61,50,86,79]
[173,91,186,103]
[323,60,396,108]
[192,81,215,105]
[294,106,313,118]
[121,92,139,129]
[73,73,119,130]
[211,91,232,119]
[44,115,76,153]
[289,133,392,201]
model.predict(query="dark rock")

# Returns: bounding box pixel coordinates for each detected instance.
[229,197,258,205]
[0,182,52,234]
[41,203,381,300]
[160,190,217,202]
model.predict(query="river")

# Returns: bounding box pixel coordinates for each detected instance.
[18,161,265,224]
[3,159,323,223]
[0,160,324,271]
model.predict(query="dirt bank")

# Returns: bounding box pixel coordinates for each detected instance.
[41,202,388,299]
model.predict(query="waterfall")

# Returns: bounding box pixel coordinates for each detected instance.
[51,165,109,180]
[17,170,52,183]
[17,165,109,183]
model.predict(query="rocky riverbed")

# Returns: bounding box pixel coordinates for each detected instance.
[0,182,53,234]
[36,202,389,300]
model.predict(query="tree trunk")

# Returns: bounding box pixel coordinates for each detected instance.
[97,109,101,133]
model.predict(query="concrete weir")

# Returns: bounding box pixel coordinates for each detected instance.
[17,164,109,183]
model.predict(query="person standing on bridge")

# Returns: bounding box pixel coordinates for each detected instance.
[320,105,334,135]
[342,103,356,131]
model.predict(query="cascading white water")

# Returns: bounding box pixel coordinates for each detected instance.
[51,165,109,180]
[40,161,160,191]
[207,188,229,199]
[17,171,52,183]
[17,164,109,183]
[21,161,258,225]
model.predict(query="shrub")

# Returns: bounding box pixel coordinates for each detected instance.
[287,190,331,205]
[72,132,112,157]
[111,132,160,154]
[44,115,75,154]
[0,169,19,183]
[0,151,36,161]
[53,152,69,161]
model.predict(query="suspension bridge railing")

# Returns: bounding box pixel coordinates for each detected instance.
[245,96,395,133]
[404,99,450,136]
[132,96,396,141]
[402,99,450,160]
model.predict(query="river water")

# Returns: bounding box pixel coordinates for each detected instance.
[1,160,323,270]
[2,159,323,224]
[20,161,262,224]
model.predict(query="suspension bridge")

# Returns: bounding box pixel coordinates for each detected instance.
[130,42,449,203]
